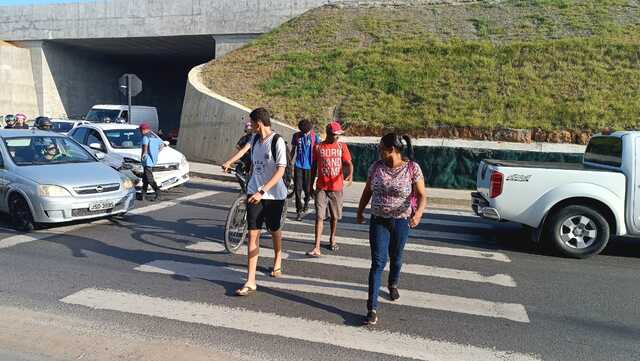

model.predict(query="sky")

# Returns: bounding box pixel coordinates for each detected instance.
[0,0,95,5]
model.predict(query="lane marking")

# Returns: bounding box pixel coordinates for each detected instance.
[186,242,516,287]
[286,219,490,243]
[135,260,529,322]
[61,288,540,361]
[130,191,219,215]
[278,231,510,263]
[0,191,219,250]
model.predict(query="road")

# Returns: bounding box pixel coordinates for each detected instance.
[0,177,638,361]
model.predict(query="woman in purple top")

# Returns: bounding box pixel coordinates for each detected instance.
[356,133,427,325]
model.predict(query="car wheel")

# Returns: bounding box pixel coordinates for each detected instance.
[9,194,35,232]
[545,205,610,259]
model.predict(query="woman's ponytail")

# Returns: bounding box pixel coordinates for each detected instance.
[402,135,414,161]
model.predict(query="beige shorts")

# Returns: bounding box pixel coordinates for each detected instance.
[315,190,344,220]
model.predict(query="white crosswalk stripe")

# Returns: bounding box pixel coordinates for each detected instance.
[135,260,529,322]
[48,189,534,360]
[278,231,511,262]
[61,288,540,361]
[286,218,490,243]
[186,241,516,287]
[288,207,492,229]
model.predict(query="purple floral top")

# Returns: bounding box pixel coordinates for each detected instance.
[368,160,424,219]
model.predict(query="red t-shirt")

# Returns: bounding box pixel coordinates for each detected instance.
[314,141,352,191]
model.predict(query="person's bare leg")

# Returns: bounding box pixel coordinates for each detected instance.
[329,215,338,247]
[307,216,323,255]
[244,229,260,287]
[271,229,283,272]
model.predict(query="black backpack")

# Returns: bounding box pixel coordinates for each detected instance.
[252,133,293,189]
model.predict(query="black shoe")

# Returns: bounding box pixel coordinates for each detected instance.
[136,193,143,201]
[296,212,303,221]
[389,287,400,301]
[302,204,309,213]
[364,311,378,325]
[152,192,162,202]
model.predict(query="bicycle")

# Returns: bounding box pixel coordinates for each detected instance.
[224,163,291,254]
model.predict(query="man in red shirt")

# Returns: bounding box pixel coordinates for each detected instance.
[306,121,353,257]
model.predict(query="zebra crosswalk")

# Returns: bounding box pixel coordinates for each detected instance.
[58,206,539,361]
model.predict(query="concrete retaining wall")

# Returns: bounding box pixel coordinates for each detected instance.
[347,141,584,189]
[0,44,38,118]
[177,64,296,164]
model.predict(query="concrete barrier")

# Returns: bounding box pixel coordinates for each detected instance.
[0,43,39,118]
[177,64,296,164]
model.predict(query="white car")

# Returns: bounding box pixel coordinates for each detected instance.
[68,123,189,191]
[49,119,90,134]
[472,131,640,259]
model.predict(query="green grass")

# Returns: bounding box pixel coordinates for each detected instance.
[202,0,640,137]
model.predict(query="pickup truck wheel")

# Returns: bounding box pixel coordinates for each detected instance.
[547,205,610,259]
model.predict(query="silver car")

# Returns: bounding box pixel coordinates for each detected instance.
[0,129,136,231]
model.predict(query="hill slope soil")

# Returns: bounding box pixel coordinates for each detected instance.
[202,0,640,144]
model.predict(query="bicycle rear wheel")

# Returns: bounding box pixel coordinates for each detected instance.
[224,196,248,253]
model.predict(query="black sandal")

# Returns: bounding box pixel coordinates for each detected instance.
[329,243,339,251]
[270,267,283,278]
[235,285,257,296]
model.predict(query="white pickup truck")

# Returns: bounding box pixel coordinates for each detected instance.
[472,131,639,258]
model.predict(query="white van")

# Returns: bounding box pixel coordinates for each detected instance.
[85,105,159,131]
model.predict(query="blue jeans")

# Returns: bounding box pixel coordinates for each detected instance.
[367,215,410,311]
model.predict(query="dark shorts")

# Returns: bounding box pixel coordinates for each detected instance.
[246,198,286,231]
[315,190,343,221]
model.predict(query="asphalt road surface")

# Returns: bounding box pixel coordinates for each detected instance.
[0,178,638,361]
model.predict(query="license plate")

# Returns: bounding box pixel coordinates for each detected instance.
[89,200,115,211]
[161,177,178,187]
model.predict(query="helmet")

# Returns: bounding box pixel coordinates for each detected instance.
[244,121,253,132]
[36,116,52,130]
[15,113,27,121]
[103,116,112,123]
[4,114,15,124]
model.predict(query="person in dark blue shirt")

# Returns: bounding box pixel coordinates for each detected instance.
[290,119,320,220]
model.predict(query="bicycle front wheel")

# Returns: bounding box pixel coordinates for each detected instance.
[224,196,248,253]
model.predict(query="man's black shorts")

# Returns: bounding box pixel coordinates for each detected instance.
[246,199,286,231]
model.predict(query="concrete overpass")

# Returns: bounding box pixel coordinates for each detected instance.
[0,0,331,131]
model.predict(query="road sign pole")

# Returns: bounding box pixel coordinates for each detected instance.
[127,75,132,124]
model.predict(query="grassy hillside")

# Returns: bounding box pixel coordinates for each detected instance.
[202,0,640,140]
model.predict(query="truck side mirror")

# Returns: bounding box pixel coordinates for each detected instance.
[89,142,104,151]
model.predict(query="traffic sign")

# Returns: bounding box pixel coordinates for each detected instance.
[119,74,142,97]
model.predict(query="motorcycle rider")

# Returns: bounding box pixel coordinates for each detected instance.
[3,114,16,129]
[36,117,53,131]
[13,113,29,129]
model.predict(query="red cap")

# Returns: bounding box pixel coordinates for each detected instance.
[139,123,151,131]
[326,121,344,135]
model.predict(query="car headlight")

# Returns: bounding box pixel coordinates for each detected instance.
[38,185,71,197]
[122,178,135,190]
[180,155,188,169]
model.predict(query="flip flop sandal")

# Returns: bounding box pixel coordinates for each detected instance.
[270,268,283,278]
[235,285,257,296]
[305,251,321,258]
[329,243,340,251]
